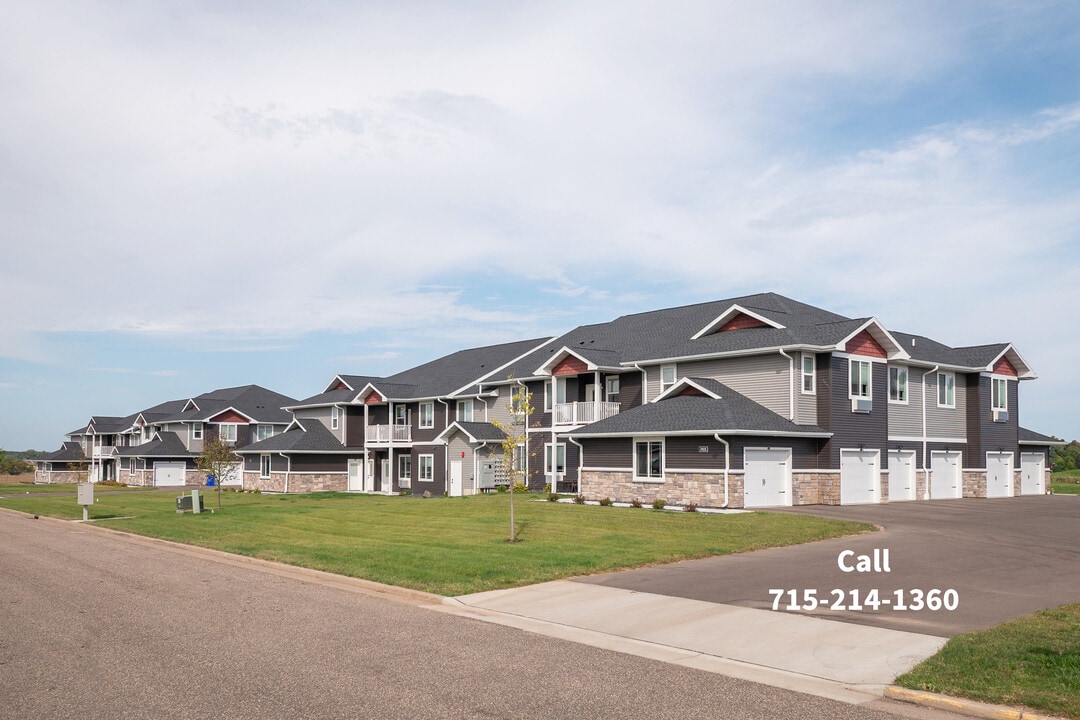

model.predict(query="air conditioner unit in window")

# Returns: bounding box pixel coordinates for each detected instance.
[993,408,1009,423]
[851,398,872,413]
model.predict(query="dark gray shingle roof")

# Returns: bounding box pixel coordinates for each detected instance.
[40,442,86,462]
[891,332,1009,369]
[157,385,297,424]
[1019,427,1065,445]
[116,432,195,458]
[235,419,359,454]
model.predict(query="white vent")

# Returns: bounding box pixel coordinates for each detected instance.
[851,398,873,413]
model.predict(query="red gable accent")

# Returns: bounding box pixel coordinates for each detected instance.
[334,381,348,390]
[847,330,887,359]
[717,313,769,332]
[993,356,1018,377]
[210,410,248,424]
[364,392,384,405]
[677,386,705,397]
[553,355,588,376]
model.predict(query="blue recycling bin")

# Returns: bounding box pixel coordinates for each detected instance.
[206,476,216,487]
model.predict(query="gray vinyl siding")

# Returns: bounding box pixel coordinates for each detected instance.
[886,363,923,437]
[446,435,475,493]
[619,371,644,411]
[485,386,518,428]
[293,407,337,437]
[580,437,633,468]
[818,355,888,469]
[667,354,792,418]
[796,352,818,426]
[965,375,1019,468]
[291,455,347,473]
[924,371,967,439]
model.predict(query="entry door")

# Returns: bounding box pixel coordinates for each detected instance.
[364,459,376,493]
[985,452,1014,498]
[841,449,880,505]
[449,460,463,497]
[348,460,363,492]
[743,448,792,508]
[930,451,962,499]
[585,384,596,403]
[381,460,391,494]
[1020,453,1045,495]
[887,450,916,502]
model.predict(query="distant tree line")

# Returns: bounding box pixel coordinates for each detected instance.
[1051,440,1080,472]
[0,450,37,475]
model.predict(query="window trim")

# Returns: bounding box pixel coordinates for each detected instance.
[888,365,908,404]
[801,354,815,395]
[544,443,566,476]
[259,454,272,479]
[256,424,274,441]
[660,364,677,393]
[418,402,434,429]
[418,454,434,482]
[218,423,238,443]
[634,437,665,483]
[544,378,567,413]
[192,422,204,441]
[394,404,410,426]
[398,454,412,480]
[992,376,1008,411]
[605,376,620,402]
[849,359,872,399]
[937,371,956,408]
[514,442,527,472]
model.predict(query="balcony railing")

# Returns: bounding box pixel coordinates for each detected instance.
[553,401,620,426]
[92,446,117,458]
[365,424,412,443]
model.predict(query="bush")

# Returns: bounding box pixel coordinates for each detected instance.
[684,502,698,513]
[631,498,643,508]
[652,498,666,510]
[547,492,559,502]
[512,482,528,493]
[573,494,586,504]
[543,483,552,494]
[598,497,613,506]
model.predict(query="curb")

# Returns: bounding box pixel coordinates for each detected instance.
[884,686,1068,720]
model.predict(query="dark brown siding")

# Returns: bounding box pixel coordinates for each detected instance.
[620,372,644,411]
[581,437,633,467]
[966,375,1019,468]
[818,355,888,469]
[346,407,365,446]
[291,455,347,473]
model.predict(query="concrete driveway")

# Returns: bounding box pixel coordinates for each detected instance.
[576,495,1080,637]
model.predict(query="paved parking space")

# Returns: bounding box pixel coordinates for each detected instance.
[576,495,1080,636]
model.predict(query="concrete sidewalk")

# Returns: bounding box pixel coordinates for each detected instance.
[441,580,947,705]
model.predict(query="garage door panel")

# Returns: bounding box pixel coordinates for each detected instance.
[154,462,187,487]
[744,448,792,508]
[887,450,916,502]
[1020,453,1045,496]
[985,452,1014,498]
[841,449,880,505]
[930,451,962,499]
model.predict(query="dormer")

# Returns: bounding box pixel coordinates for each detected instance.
[987,345,1036,379]
[836,319,909,361]
[534,347,621,377]
[692,304,785,340]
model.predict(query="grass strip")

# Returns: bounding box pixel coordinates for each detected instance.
[896,603,1080,719]
[0,490,870,596]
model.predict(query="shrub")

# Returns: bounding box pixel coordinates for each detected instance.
[684,502,698,513]
[399,490,410,496]
[573,494,586,504]
[598,497,613,506]
[547,492,559,502]
[542,483,552,494]
[652,498,666,510]
[497,485,507,493]
[630,498,643,509]
[512,482,528,493]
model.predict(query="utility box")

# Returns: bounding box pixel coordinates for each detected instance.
[176,491,203,514]
[77,482,93,506]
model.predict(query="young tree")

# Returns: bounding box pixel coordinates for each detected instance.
[490,383,534,543]
[196,437,241,510]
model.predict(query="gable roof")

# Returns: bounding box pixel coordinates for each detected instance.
[155,385,297,424]
[235,419,359,454]
[40,442,86,463]
[571,379,830,438]
[116,432,195,458]
[435,421,508,444]
[1019,427,1066,446]
[891,333,1036,377]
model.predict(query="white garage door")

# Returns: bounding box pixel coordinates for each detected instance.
[887,450,916,502]
[154,461,187,487]
[930,451,962,499]
[743,448,792,508]
[841,449,880,505]
[221,462,244,487]
[1020,453,1045,495]
[985,452,1014,498]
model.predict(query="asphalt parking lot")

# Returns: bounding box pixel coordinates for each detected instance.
[576,495,1080,637]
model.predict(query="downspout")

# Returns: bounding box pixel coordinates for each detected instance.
[478,395,489,422]
[633,363,649,404]
[388,401,395,496]
[516,380,530,488]
[922,365,939,500]
[713,433,731,508]
[363,403,370,491]
[567,435,585,496]
[438,398,451,496]
[474,441,487,495]
[279,452,291,493]
[778,349,795,421]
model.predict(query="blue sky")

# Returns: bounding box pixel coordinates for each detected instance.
[2,0,1079,450]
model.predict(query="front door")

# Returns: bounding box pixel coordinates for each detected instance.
[381,460,391,494]
[348,460,363,492]
[450,460,463,497]
[364,459,376,493]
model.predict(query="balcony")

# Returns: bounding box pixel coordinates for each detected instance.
[92,446,117,458]
[365,424,412,443]
[553,401,620,426]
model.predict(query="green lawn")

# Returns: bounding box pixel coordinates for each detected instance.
[0,481,149,495]
[896,604,1080,719]
[0,490,872,595]
[1053,472,1080,495]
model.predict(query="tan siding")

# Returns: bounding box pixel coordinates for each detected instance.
[796,354,818,425]
[924,372,967,438]
[887,364,923,437]
[447,435,474,494]
[676,354,791,417]
[293,407,334,435]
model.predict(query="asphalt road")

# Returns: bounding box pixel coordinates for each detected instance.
[0,509,963,720]
[578,495,1080,636]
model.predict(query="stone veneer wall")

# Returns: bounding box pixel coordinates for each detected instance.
[34,470,82,484]
[285,473,347,493]
[962,470,987,498]
[245,471,287,493]
[792,473,840,505]
[584,470,847,509]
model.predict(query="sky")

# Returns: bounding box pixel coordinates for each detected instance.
[2,0,1079,451]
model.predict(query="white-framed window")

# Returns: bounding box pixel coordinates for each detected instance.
[260,454,271,478]
[849,359,872,399]
[888,366,908,403]
[514,442,527,472]
[801,354,815,394]
[129,458,136,476]
[331,406,341,430]
[457,399,473,422]
[606,376,620,403]
[218,424,238,444]
[660,364,677,392]
[399,454,412,480]
[418,454,434,482]
[419,402,434,429]
[937,371,956,408]
[544,443,566,476]
[992,377,1008,411]
[192,422,204,441]
[634,438,664,481]
[256,424,274,441]
[395,404,410,426]
[544,378,567,412]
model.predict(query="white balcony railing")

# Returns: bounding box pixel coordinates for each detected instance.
[92,446,117,458]
[365,424,412,443]
[553,401,620,426]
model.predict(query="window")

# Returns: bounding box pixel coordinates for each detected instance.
[992,377,1008,411]
[544,443,566,476]
[129,458,136,476]
[256,424,274,441]
[418,454,434,482]
[514,442,527,472]
[635,439,664,481]
[399,454,412,480]
[218,424,237,444]
[544,378,567,412]
[260,454,271,478]
[605,377,620,403]
[192,422,204,441]
[660,364,677,392]
[888,366,908,403]
[395,404,409,426]
[419,402,434,429]
[801,354,815,394]
[511,387,531,415]
[849,359,872,398]
[331,406,341,430]
[457,399,473,422]
[937,372,956,408]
